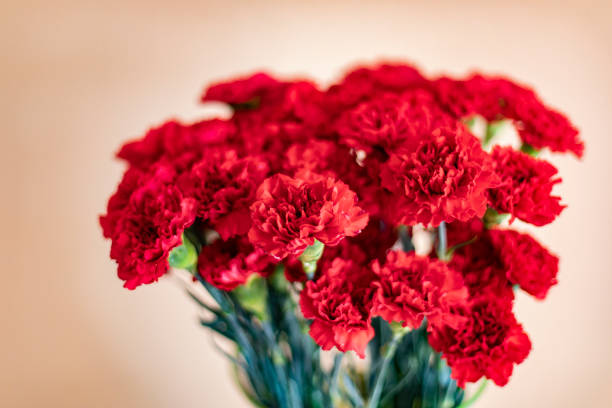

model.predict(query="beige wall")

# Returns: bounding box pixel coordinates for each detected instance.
[2,1,611,407]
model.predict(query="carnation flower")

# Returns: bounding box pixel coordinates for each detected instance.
[335,90,453,154]
[179,149,270,239]
[283,140,354,178]
[381,125,500,227]
[433,75,583,157]
[101,165,197,289]
[117,119,236,171]
[229,81,327,165]
[248,173,369,260]
[371,251,468,329]
[446,220,515,301]
[197,237,273,291]
[284,217,396,282]
[488,146,565,226]
[300,258,375,357]
[201,72,282,105]
[325,63,427,113]
[488,229,559,300]
[428,297,531,387]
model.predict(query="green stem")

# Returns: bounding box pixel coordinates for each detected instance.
[437,222,449,261]
[457,380,488,408]
[366,329,408,408]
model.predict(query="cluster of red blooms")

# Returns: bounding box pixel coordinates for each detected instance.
[100,63,581,388]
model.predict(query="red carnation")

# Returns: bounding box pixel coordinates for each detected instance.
[447,221,515,301]
[335,90,453,154]
[300,258,375,357]
[248,173,369,260]
[229,81,327,164]
[285,217,396,282]
[381,125,499,227]
[433,75,583,157]
[117,119,235,171]
[488,229,559,300]
[179,149,269,240]
[201,72,281,105]
[283,140,352,178]
[428,297,531,387]
[100,167,145,239]
[325,63,427,113]
[488,146,565,226]
[101,165,197,289]
[197,237,273,291]
[371,251,468,329]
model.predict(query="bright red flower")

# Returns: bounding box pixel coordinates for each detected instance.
[248,173,369,260]
[488,229,559,300]
[197,237,273,291]
[335,90,454,154]
[100,167,145,239]
[381,125,499,227]
[179,149,270,240]
[229,81,327,166]
[284,217,396,283]
[428,296,531,387]
[325,63,427,113]
[371,251,468,329]
[488,146,565,226]
[300,258,375,357]
[201,72,282,105]
[101,165,197,289]
[117,119,235,171]
[433,75,583,157]
[283,140,353,178]
[446,220,515,301]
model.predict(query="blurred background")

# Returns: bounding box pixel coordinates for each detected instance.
[2,0,611,407]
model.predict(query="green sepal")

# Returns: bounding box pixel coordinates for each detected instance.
[299,239,324,280]
[230,97,261,111]
[483,207,510,228]
[520,142,541,157]
[168,232,198,271]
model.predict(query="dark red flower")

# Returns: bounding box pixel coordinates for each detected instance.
[428,296,531,387]
[325,63,427,113]
[381,125,500,227]
[488,229,559,300]
[283,140,353,178]
[371,251,468,329]
[335,90,454,154]
[248,173,369,260]
[228,81,327,167]
[117,119,235,171]
[447,221,515,301]
[433,75,583,157]
[197,237,273,291]
[300,258,375,357]
[201,72,282,105]
[101,165,197,289]
[100,167,145,239]
[179,149,270,240]
[284,217,396,283]
[488,146,565,226]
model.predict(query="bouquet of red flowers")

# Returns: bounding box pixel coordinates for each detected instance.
[100,63,582,408]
